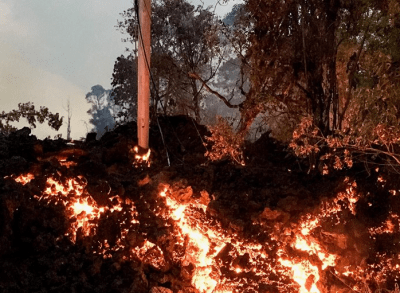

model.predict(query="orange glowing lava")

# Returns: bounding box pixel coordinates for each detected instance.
[278,215,337,293]
[10,173,35,185]
[159,185,289,293]
[10,171,400,292]
[132,146,151,167]
[160,186,221,292]
[279,258,320,293]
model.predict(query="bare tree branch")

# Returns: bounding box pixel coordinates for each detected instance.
[188,72,240,109]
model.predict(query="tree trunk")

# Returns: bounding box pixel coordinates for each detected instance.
[190,79,201,123]
[306,0,339,136]
[66,100,72,140]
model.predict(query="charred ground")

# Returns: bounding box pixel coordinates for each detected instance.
[0,115,399,293]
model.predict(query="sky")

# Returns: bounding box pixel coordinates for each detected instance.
[0,0,240,139]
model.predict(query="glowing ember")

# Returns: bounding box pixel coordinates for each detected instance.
[279,258,320,293]
[160,186,219,292]
[132,146,151,167]
[192,267,218,293]
[72,198,94,215]
[30,175,127,243]
[159,185,290,292]
[9,173,35,185]
[67,196,101,241]
[277,213,337,293]
[58,159,77,168]
[10,170,400,292]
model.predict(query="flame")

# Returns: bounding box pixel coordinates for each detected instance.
[132,146,151,167]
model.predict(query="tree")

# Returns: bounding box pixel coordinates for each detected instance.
[243,0,400,136]
[63,99,72,140]
[237,0,340,136]
[188,2,266,136]
[286,0,400,173]
[193,0,397,139]
[86,85,116,138]
[335,0,400,133]
[222,4,244,26]
[111,55,138,123]
[0,102,63,135]
[114,0,223,122]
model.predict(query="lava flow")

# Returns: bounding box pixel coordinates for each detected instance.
[10,168,400,292]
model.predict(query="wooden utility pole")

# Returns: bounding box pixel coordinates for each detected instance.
[137,0,151,150]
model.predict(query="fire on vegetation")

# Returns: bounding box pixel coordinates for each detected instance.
[1,120,400,292]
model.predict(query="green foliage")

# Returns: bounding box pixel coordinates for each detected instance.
[114,0,222,121]
[334,0,400,142]
[0,102,63,135]
[111,55,137,123]
[345,52,400,137]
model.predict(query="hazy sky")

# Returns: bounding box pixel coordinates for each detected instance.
[0,0,239,139]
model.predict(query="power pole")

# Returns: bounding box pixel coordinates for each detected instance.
[137,0,151,150]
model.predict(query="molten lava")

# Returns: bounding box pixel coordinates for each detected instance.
[10,170,400,292]
[132,145,151,167]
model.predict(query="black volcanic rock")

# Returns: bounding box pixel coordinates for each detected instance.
[0,116,399,292]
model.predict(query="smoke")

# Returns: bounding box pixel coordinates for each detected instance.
[0,42,90,139]
[0,0,32,37]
